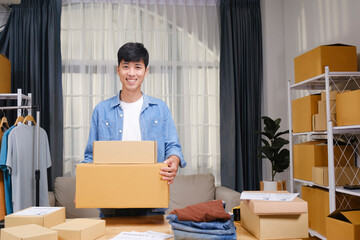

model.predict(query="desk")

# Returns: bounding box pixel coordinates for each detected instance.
[96,215,317,240]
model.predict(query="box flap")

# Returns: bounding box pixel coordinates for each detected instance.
[342,211,360,224]
[325,43,354,47]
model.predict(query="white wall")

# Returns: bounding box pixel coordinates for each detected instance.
[262,0,360,188]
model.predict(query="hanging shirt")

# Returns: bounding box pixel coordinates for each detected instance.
[120,96,143,141]
[0,126,8,219]
[0,125,15,214]
[6,123,51,212]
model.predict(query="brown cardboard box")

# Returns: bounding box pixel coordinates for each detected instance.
[302,186,360,237]
[293,141,353,181]
[294,45,357,83]
[240,201,309,239]
[1,224,58,240]
[317,100,336,116]
[336,89,360,126]
[312,166,360,186]
[93,141,157,164]
[51,218,105,240]
[5,207,66,228]
[292,95,321,133]
[76,163,169,208]
[312,100,336,131]
[326,209,360,240]
[312,114,327,131]
[0,54,11,93]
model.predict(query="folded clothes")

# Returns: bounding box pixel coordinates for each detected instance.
[170,200,231,222]
[166,214,232,230]
[172,229,237,240]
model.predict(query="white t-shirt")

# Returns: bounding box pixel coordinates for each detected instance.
[6,122,52,212]
[120,96,143,141]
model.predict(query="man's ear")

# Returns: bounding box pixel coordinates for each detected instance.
[145,66,149,77]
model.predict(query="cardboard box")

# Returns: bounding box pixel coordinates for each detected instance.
[1,224,58,240]
[240,201,309,239]
[336,89,360,126]
[51,218,105,240]
[5,207,66,228]
[312,166,360,186]
[317,100,336,116]
[294,44,357,83]
[326,209,360,240]
[0,54,11,93]
[93,141,157,164]
[292,94,321,133]
[76,163,169,208]
[293,141,353,181]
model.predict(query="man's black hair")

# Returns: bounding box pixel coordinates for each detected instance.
[117,42,149,67]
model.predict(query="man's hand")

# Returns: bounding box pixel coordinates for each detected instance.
[160,155,180,184]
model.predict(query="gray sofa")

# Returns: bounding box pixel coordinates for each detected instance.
[48,173,240,218]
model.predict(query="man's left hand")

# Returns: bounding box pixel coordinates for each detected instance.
[160,155,180,184]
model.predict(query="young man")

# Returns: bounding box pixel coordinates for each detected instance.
[82,42,186,216]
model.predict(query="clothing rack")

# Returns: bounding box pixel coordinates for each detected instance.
[0,88,41,206]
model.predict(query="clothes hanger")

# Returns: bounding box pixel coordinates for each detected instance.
[23,115,36,125]
[14,116,25,126]
[0,116,9,129]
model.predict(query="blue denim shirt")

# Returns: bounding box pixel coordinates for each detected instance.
[83,92,186,167]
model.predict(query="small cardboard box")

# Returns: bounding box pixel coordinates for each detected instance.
[321,90,339,101]
[294,44,357,83]
[240,200,309,239]
[336,89,360,126]
[51,218,106,240]
[293,141,353,181]
[5,207,66,228]
[312,166,360,186]
[317,99,336,116]
[76,163,169,208]
[0,54,11,93]
[326,209,360,240]
[312,114,328,131]
[93,141,157,164]
[292,94,321,133]
[1,224,58,240]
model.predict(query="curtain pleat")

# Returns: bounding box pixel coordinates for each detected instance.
[0,0,63,190]
[220,0,262,191]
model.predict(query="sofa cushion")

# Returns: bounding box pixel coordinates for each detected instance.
[168,173,215,213]
[54,177,99,218]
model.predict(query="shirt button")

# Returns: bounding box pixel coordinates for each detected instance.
[155,120,158,124]
[106,122,109,126]
[120,114,123,117]
[119,130,122,133]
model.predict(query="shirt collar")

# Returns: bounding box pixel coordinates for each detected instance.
[110,91,157,109]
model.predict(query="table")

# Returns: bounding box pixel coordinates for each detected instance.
[96,215,318,239]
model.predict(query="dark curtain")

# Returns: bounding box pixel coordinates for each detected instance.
[0,0,63,190]
[220,0,263,192]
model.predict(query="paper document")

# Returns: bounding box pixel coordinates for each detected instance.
[240,192,299,201]
[110,231,173,240]
[13,207,63,216]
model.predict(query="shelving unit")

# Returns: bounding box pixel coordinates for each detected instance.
[288,67,360,239]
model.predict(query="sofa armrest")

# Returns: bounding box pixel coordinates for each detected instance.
[215,186,240,212]
[48,191,55,207]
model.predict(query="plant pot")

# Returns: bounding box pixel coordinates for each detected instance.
[261,180,283,191]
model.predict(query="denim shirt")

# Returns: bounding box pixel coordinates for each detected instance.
[83,92,186,168]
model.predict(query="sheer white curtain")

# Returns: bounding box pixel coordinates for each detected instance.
[61,0,221,184]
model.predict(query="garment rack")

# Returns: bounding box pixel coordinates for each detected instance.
[0,88,41,206]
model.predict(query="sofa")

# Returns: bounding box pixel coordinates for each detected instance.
[48,173,241,218]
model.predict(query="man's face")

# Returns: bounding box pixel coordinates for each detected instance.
[117,59,149,94]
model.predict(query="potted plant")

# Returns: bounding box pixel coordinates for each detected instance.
[258,116,289,190]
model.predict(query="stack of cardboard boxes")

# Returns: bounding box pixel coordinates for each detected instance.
[0,54,11,94]
[1,207,106,240]
[293,44,360,239]
[76,141,169,208]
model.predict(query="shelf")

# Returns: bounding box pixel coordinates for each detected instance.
[336,186,360,197]
[0,93,31,100]
[294,179,329,189]
[292,131,327,136]
[290,71,360,90]
[333,125,360,134]
[308,228,326,240]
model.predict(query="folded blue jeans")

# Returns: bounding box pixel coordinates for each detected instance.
[166,214,233,231]
[172,229,237,240]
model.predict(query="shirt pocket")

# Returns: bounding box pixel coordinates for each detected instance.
[146,118,164,139]
[99,119,116,140]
